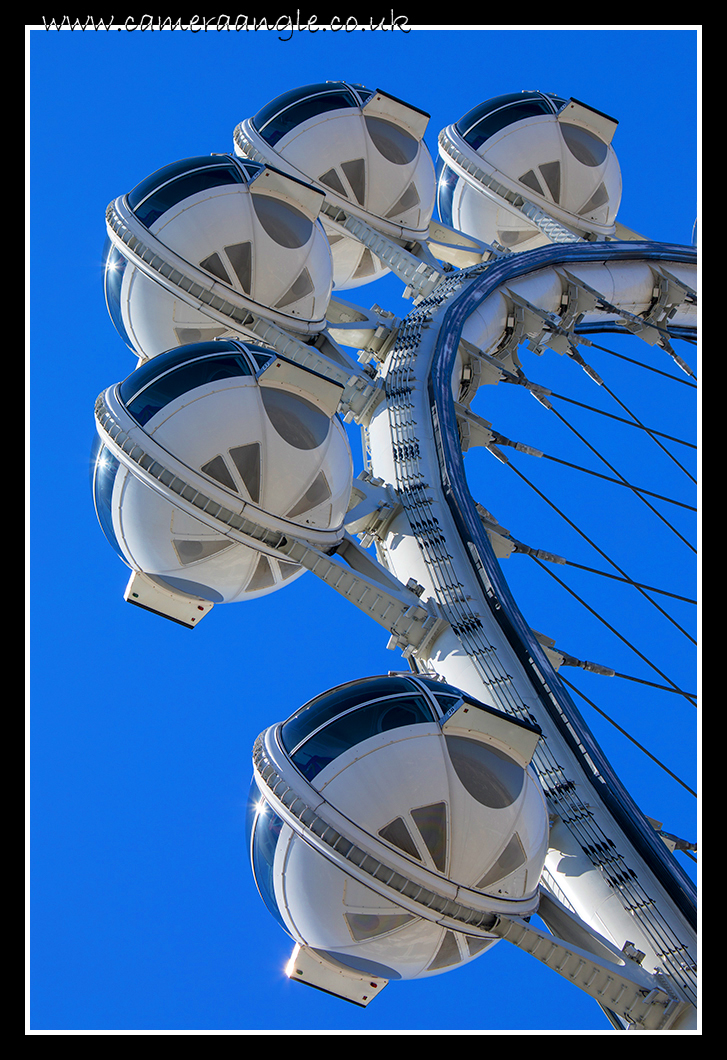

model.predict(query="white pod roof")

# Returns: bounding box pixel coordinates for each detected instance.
[92,339,352,605]
[248,674,548,982]
[104,155,334,360]
[234,82,436,290]
[438,91,622,250]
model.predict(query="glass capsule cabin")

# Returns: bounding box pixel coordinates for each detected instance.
[92,336,353,604]
[91,339,276,565]
[104,157,268,348]
[438,89,621,248]
[104,153,334,356]
[247,674,544,934]
[242,81,435,289]
[437,91,567,228]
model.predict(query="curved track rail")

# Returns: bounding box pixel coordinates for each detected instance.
[363,240,696,1010]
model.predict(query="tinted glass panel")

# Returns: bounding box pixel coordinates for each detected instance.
[253,83,373,146]
[102,237,134,351]
[445,736,524,808]
[436,156,458,228]
[477,832,527,890]
[341,158,366,205]
[378,817,421,861]
[365,117,418,165]
[245,775,263,851]
[433,695,462,717]
[128,157,223,207]
[427,930,461,971]
[580,182,609,214]
[250,349,275,370]
[252,195,313,248]
[457,92,565,151]
[540,160,561,202]
[246,777,289,932]
[280,676,418,753]
[260,388,329,450]
[124,353,254,426]
[119,341,244,401]
[119,343,254,403]
[90,434,127,563]
[344,911,415,941]
[415,676,465,696]
[128,158,248,228]
[291,694,434,781]
[411,802,447,872]
[456,92,532,134]
[561,123,608,167]
[229,443,261,502]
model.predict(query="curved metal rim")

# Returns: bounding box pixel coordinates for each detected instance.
[427,240,697,928]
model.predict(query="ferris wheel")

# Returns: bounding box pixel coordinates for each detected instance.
[92,82,697,1029]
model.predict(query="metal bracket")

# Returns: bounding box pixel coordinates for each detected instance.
[243,311,384,422]
[325,297,401,367]
[344,470,403,543]
[285,944,387,1007]
[320,203,446,301]
[454,402,496,453]
[531,630,615,676]
[556,268,693,376]
[504,286,603,382]
[426,217,493,269]
[493,909,693,1029]
[278,531,449,660]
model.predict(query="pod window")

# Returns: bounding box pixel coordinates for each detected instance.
[285,471,331,520]
[201,454,238,493]
[281,676,420,754]
[427,930,462,971]
[246,553,276,592]
[579,181,609,215]
[445,735,524,808]
[539,160,561,202]
[341,158,366,206]
[456,92,565,151]
[252,83,374,146]
[319,168,348,198]
[519,169,544,197]
[476,832,527,890]
[260,387,330,450]
[172,537,233,565]
[385,183,420,220]
[122,351,254,426]
[274,268,314,310]
[345,911,415,942]
[290,694,435,782]
[252,194,313,248]
[378,817,422,861]
[411,802,447,872]
[224,241,253,294]
[365,116,418,165]
[229,443,261,503]
[561,123,608,167]
[247,778,288,931]
[129,158,247,228]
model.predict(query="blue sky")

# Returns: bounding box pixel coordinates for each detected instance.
[28,25,698,1033]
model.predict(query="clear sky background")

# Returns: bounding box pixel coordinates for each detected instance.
[28,25,699,1033]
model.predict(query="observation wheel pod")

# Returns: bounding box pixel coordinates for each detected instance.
[437,91,622,251]
[247,675,547,988]
[234,82,436,290]
[103,155,334,362]
[91,340,353,617]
